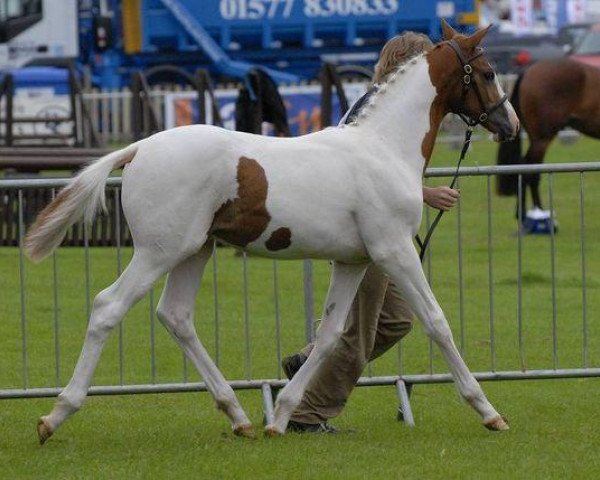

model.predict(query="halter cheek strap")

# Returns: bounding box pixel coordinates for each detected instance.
[447,39,508,127]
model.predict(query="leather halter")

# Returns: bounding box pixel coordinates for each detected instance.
[416,39,508,262]
[447,39,508,127]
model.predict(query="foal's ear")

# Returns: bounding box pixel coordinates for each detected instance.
[464,24,493,49]
[440,18,458,40]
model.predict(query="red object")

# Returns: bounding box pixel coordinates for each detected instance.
[515,50,532,66]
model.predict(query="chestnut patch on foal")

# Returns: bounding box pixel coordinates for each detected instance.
[265,227,292,251]
[210,156,271,247]
[422,44,453,165]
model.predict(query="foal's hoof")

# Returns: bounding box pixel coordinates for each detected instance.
[484,415,509,431]
[37,417,54,445]
[233,423,256,439]
[264,424,284,437]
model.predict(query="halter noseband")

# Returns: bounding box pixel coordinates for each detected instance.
[447,39,508,127]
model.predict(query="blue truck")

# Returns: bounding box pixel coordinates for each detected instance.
[2,0,480,87]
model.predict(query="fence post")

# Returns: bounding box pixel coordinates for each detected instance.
[319,65,332,129]
[68,64,101,147]
[122,87,132,141]
[195,70,207,125]
[319,63,350,128]
[67,67,81,146]
[303,260,314,344]
[195,69,223,127]
[131,72,143,141]
[6,74,14,147]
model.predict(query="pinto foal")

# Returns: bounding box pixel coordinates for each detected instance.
[26,22,519,443]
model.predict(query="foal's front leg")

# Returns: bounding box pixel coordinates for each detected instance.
[372,239,508,430]
[265,261,367,436]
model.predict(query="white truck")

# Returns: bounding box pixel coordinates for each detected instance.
[0,0,78,69]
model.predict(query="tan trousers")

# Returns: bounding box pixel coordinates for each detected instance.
[291,264,413,424]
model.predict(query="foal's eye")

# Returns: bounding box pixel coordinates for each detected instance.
[484,71,495,81]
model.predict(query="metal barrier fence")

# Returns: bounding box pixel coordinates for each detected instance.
[1,162,600,425]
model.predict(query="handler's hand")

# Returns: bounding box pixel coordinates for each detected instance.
[423,186,460,211]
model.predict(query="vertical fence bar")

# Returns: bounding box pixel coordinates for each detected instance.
[115,188,124,385]
[548,174,558,369]
[101,92,110,144]
[90,89,100,136]
[18,190,28,388]
[121,89,131,141]
[84,223,91,320]
[150,290,157,384]
[273,260,282,379]
[486,176,496,372]
[456,177,465,354]
[52,241,61,386]
[262,383,275,426]
[425,207,433,374]
[70,70,81,145]
[81,92,91,148]
[303,260,314,344]
[181,286,188,382]
[395,379,415,427]
[212,241,220,367]
[111,89,120,143]
[152,88,163,129]
[579,173,588,368]
[6,74,14,146]
[517,174,524,371]
[51,188,61,386]
[243,252,251,380]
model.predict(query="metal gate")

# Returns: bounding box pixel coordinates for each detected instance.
[1,162,599,426]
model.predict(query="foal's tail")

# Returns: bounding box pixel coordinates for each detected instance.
[24,143,140,263]
[496,73,523,196]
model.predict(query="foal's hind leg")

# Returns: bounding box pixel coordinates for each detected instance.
[38,249,174,444]
[371,239,507,430]
[156,244,254,438]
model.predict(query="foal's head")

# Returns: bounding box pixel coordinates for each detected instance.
[429,20,519,142]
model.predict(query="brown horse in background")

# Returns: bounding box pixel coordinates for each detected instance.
[497,58,600,220]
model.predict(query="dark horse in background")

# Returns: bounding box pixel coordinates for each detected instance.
[497,58,600,220]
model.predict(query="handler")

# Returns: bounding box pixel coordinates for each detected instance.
[283,32,460,433]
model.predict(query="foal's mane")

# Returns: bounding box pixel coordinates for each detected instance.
[341,52,426,128]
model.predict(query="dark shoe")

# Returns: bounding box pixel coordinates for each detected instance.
[287,420,339,433]
[281,353,307,380]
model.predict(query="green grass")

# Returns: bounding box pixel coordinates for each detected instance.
[1,135,600,478]
[2,381,600,479]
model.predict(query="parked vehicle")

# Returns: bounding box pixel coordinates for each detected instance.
[569,23,600,68]
[482,30,565,73]
[556,22,593,52]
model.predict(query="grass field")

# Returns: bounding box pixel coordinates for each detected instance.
[1,135,600,479]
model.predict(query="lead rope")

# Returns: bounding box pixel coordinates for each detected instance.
[415,126,473,263]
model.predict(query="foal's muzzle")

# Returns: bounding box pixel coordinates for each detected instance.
[488,105,520,142]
